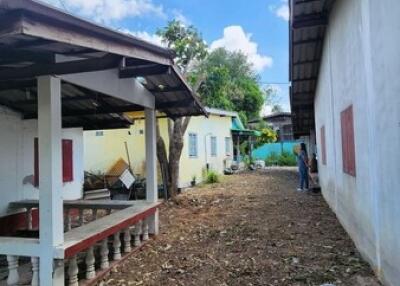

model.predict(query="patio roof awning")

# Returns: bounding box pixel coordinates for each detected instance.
[231,117,260,137]
[289,0,335,137]
[0,0,205,130]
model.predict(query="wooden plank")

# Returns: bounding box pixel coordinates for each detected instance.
[63,203,161,258]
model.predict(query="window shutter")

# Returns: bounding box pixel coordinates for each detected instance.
[320,126,326,165]
[62,139,73,182]
[340,105,356,176]
[34,138,39,187]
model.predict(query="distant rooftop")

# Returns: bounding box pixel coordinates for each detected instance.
[205,107,238,118]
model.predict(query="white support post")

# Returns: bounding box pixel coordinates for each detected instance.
[145,108,159,235]
[145,108,157,203]
[37,76,64,285]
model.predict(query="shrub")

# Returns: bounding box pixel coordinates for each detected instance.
[278,151,297,166]
[265,151,297,167]
[265,152,279,166]
[205,170,220,184]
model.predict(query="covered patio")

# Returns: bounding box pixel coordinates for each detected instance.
[0,0,204,285]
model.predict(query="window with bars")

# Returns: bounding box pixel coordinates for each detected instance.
[340,105,356,176]
[211,136,217,157]
[188,133,198,158]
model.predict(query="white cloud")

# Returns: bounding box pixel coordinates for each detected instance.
[121,29,165,47]
[171,9,191,26]
[210,26,273,72]
[270,0,289,21]
[43,0,165,23]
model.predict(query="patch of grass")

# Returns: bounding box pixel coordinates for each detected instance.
[205,170,220,184]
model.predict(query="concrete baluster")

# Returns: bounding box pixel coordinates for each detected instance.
[31,257,39,286]
[92,208,98,221]
[142,219,149,241]
[113,232,122,260]
[123,228,132,253]
[134,221,142,247]
[6,255,19,285]
[65,208,72,231]
[85,246,96,280]
[100,239,110,269]
[68,256,79,286]
[78,209,84,226]
[26,208,33,230]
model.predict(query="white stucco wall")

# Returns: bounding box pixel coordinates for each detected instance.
[314,1,400,285]
[0,106,84,215]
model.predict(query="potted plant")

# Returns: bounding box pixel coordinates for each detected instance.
[191,175,196,187]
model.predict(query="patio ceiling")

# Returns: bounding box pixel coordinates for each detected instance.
[289,0,335,137]
[0,0,205,130]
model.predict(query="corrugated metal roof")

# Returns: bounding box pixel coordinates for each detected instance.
[0,0,206,129]
[289,0,335,138]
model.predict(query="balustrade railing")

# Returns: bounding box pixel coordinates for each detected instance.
[1,200,159,285]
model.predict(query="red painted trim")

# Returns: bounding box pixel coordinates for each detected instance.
[0,209,39,236]
[340,105,356,177]
[62,139,74,182]
[64,205,160,258]
[34,138,39,187]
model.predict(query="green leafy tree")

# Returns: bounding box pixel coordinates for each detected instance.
[156,21,208,198]
[196,48,265,125]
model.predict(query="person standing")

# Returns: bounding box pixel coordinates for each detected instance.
[297,142,309,191]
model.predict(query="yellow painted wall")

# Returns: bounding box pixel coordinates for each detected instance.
[84,113,233,187]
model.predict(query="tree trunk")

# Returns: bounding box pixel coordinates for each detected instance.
[156,116,191,199]
[156,120,170,199]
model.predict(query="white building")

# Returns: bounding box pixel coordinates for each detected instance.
[289,1,400,285]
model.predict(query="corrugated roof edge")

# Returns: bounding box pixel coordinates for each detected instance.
[0,0,175,60]
[204,107,238,118]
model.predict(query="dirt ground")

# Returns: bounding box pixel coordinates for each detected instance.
[104,168,380,286]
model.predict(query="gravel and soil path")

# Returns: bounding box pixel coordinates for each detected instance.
[104,168,380,286]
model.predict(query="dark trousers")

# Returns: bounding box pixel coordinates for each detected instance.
[299,167,309,189]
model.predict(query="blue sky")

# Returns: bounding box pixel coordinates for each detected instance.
[44,0,290,114]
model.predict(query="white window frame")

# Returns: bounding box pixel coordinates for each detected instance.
[188,132,198,158]
[210,136,217,157]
